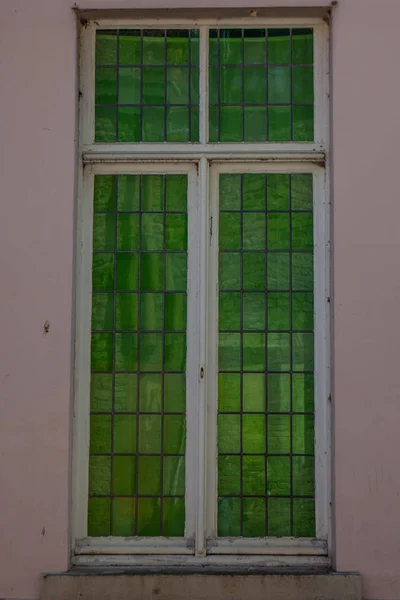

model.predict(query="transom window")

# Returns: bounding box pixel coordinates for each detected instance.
[73,14,330,567]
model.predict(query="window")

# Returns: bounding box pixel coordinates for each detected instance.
[73,13,330,567]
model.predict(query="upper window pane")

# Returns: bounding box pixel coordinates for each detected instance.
[95,29,200,142]
[209,29,314,142]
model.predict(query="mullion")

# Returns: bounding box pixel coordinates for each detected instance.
[164,30,168,142]
[134,175,143,535]
[160,175,167,534]
[188,29,192,141]
[289,174,294,535]
[239,174,244,536]
[264,173,268,536]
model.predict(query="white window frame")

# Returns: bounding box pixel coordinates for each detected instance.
[72,14,330,569]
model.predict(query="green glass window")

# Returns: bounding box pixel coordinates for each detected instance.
[218,172,315,537]
[209,29,314,142]
[88,173,188,537]
[95,30,200,142]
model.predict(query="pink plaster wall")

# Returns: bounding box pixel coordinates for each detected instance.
[0,1,400,599]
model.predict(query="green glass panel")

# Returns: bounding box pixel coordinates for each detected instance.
[267,254,289,290]
[115,374,137,411]
[292,174,313,210]
[117,214,139,251]
[268,498,290,537]
[219,213,241,250]
[96,31,117,65]
[140,333,163,371]
[268,292,289,331]
[89,456,111,495]
[163,498,185,536]
[243,174,265,210]
[116,253,139,290]
[191,67,200,103]
[243,254,265,290]
[119,67,141,104]
[268,67,290,103]
[293,105,314,141]
[143,32,165,65]
[94,175,116,212]
[218,455,240,495]
[164,333,186,371]
[292,29,313,64]
[218,497,241,536]
[209,67,218,105]
[243,293,265,330]
[268,29,290,64]
[219,292,240,330]
[140,254,163,291]
[243,498,265,537]
[118,106,140,142]
[244,106,267,141]
[167,67,189,103]
[220,174,241,210]
[268,373,290,412]
[219,253,241,291]
[164,456,185,495]
[243,373,266,412]
[164,415,186,453]
[112,498,136,536]
[167,107,190,142]
[243,414,266,453]
[218,414,240,453]
[191,107,199,142]
[165,294,187,330]
[292,373,314,412]
[292,66,314,104]
[191,32,200,64]
[137,498,161,536]
[267,174,289,210]
[90,415,111,453]
[113,456,136,495]
[143,107,165,142]
[268,106,291,142]
[167,33,188,65]
[92,293,114,331]
[88,498,110,536]
[141,214,164,251]
[166,174,187,211]
[219,333,241,371]
[166,215,188,251]
[142,66,164,101]
[116,293,138,330]
[220,106,243,142]
[209,106,218,142]
[244,30,266,64]
[292,253,313,290]
[95,67,117,104]
[292,498,315,537]
[118,175,140,211]
[164,374,186,412]
[91,374,112,412]
[242,456,265,495]
[293,332,314,371]
[293,416,314,455]
[292,292,313,331]
[91,333,113,371]
[243,333,265,371]
[166,254,187,290]
[218,373,240,412]
[95,106,116,142]
[220,30,242,64]
[268,456,290,496]
[114,415,136,453]
[244,66,266,103]
[138,456,161,494]
[268,415,290,454]
[267,213,290,250]
[119,30,141,65]
[138,415,161,454]
[139,373,162,412]
[115,333,138,371]
[292,213,313,250]
[243,213,265,250]
[268,333,290,371]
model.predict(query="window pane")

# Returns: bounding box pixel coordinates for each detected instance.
[209,28,314,142]
[217,172,315,537]
[95,30,200,142]
[88,174,188,537]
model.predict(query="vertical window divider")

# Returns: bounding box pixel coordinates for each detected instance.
[199,26,209,144]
